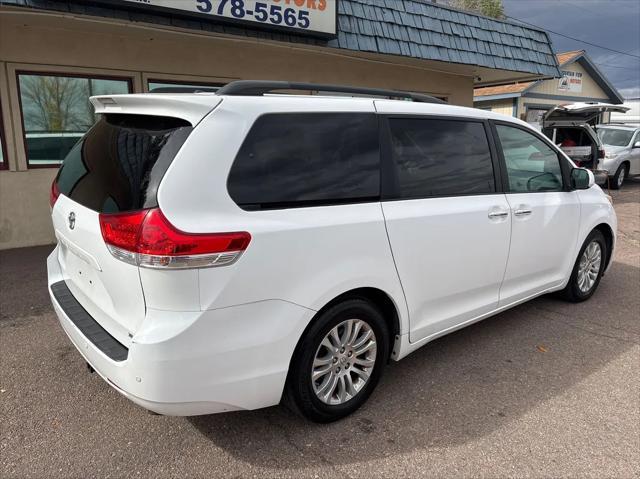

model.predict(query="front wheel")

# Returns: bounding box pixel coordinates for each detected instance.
[560,230,607,302]
[284,298,389,423]
[610,163,628,190]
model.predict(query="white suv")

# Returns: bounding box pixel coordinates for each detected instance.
[48,81,617,422]
[597,124,640,188]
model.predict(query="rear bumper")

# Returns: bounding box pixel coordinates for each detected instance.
[47,248,315,415]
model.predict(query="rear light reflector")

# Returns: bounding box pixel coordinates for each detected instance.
[50,181,60,208]
[99,208,250,269]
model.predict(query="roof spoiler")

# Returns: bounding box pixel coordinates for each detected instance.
[90,94,222,125]
[215,80,447,104]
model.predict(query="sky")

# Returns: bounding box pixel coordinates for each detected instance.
[502,0,640,100]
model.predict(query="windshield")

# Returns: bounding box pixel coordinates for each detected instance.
[597,128,634,147]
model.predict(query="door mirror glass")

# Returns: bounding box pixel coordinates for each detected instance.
[633,141,640,148]
[571,168,594,190]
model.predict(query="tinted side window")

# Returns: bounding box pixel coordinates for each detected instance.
[387,118,495,199]
[496,125,563,193]
[227,113,379,209]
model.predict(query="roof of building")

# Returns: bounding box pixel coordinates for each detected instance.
[331,0,559,76]
[474,50,624,104]
[2,0,561,78]
[473,81,535,97]
[556,50,584,66]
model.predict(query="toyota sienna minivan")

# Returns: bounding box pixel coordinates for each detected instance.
[48,81,617,422]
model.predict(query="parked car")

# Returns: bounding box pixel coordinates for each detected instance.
[542,102,629,186]
[596,124,640,188]
[48,81,617,423]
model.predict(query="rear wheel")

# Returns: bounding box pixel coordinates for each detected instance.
[610,163,628,190]
[284,298,389,423]
[560,230,607,302]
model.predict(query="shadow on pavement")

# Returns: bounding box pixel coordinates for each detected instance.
[189,259,638,470]
[605,177,640,205]
[0,244,54,321]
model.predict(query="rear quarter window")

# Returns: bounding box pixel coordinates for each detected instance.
[227,113,380,210]
[56,114,192,213]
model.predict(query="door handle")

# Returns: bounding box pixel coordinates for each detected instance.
[514,208,532,216]
[488,211,509,219]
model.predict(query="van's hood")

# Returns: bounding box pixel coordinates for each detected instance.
[543,103,630,126]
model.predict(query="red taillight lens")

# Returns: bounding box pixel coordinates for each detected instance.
[137,209,250,256]
[598,148,606,159]
[50,181,60,208]
[99,209,149,252]
[99,208,250,268]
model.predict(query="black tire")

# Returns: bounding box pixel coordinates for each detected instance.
[610,163,628,190]
[283,298,389,423]
[559,229,607,302]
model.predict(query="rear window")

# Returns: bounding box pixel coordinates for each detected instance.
[56,114,192,213]
[227,113,380,210]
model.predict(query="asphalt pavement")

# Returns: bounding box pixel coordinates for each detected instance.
[1,181,638,478]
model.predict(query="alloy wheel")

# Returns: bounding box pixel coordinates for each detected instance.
[311,319,377,405]
[577,240,602,293]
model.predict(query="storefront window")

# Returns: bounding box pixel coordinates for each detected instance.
[525,108,549,131]
[17,72,131,166]
[148,80,222,92]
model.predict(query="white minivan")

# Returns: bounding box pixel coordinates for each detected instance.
[48,81,617,422]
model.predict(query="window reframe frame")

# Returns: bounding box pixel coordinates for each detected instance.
[0,100,8,170]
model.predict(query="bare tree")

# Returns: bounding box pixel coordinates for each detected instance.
[20,76,94,132]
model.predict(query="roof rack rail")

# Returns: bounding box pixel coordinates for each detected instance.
[215,80,446,104]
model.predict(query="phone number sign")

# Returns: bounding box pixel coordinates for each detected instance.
[119,0,338,37]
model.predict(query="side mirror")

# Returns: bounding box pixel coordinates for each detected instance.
[633,141,640,149]
[571,168,595,190]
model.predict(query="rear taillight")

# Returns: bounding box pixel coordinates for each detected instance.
[50,181,60,208]
[99,208,250,269]
[598,148,606,159]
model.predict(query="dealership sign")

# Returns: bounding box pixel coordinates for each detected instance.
[558,70,583,93]
[114,0,338,37]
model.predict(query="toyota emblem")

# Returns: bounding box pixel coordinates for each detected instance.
[68,212,76,230]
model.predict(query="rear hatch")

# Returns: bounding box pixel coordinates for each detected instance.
[542,103,629,171]
[543,103,630,126]
[50,103,205,341]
